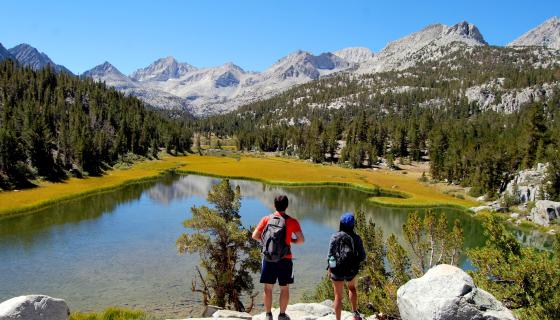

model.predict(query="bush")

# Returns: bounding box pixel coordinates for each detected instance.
[69,307,147,320]
[418,172,428,183]
[468,218,560,319]
[468,186,485,197]
[526,201,536,212]
[500,191,520,209]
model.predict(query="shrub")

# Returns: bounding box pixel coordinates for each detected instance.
[469,218,560,319]
[69,307,147,320]
[418,172,428,183]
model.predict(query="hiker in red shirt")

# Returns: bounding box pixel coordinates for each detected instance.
[252,195,305,320]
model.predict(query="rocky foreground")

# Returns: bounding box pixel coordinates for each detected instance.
[0,265,516,320]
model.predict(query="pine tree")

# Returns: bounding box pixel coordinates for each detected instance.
[176,180,261,311]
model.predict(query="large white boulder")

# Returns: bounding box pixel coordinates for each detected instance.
[530,200,560,226]
[397,264,515,320]
[0,295,70,320]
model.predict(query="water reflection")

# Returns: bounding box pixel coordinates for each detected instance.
[0,174,552,317]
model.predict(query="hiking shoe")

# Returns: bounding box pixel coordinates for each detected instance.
[265,312,273,320]
[278,313,291,320]
[352,311,362,320]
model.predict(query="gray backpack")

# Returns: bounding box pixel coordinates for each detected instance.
[330,231,358,274]
[261,214,290,262]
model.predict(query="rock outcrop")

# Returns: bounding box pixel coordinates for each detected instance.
[0,295,70,320]
[465,81,559,114]
[397,264,515,320]
[530,200,560,227]
[503,163,548,204]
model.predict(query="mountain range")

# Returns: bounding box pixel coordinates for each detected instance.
[2,43,73,74]
[1,17,559,116]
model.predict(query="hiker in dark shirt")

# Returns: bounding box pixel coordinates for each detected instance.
[327,212,366,320]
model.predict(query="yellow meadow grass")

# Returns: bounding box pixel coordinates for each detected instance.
[164,155,475,209]
[0,160,178,217]
[0,154,475,218]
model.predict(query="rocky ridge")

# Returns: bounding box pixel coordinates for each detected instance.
[2,17,559,115]
[509,16,560,50]
[83,49,353,115]
[0,43,13,61]
[131,56,196,81]
[82,21,487,115]
[82,61,194,112]
[8,43,73,75]
[357,21,487,73]
[334,47,375,64]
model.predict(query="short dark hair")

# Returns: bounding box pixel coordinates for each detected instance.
[274,195,289,212]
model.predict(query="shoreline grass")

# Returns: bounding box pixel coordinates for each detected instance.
[0,154,475,219]
[167,155,475,208]
[0,160,179,218]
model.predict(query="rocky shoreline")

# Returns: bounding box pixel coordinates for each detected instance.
[470,163,559,231]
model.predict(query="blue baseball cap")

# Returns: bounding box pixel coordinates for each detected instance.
[340,212,355,227]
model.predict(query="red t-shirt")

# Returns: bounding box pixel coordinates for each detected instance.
[255,212,302,260]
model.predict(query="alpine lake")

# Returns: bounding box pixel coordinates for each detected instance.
[0,174,553,317]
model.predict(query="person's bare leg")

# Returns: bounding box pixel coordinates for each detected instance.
[332,280,345,320]
[264,284,274,313]
[348,278,358,313]
[279,285,289,314]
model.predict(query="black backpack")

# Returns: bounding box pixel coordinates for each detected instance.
[261,214,290,262]
[330,231,358,273]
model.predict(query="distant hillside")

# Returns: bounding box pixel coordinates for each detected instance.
[0,60,192,190]
[197,44,560,198]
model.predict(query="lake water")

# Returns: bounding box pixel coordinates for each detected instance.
[0,174,551,317]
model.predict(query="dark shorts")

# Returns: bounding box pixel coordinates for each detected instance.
[260,258,294,286]
[330,270,358,282]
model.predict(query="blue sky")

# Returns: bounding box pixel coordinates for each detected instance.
[1,0,558,74]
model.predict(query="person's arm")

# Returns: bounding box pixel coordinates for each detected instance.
[252,228,263,241]
[252,217,267,241]
[290,218,305,244]
[292,231,305,244]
